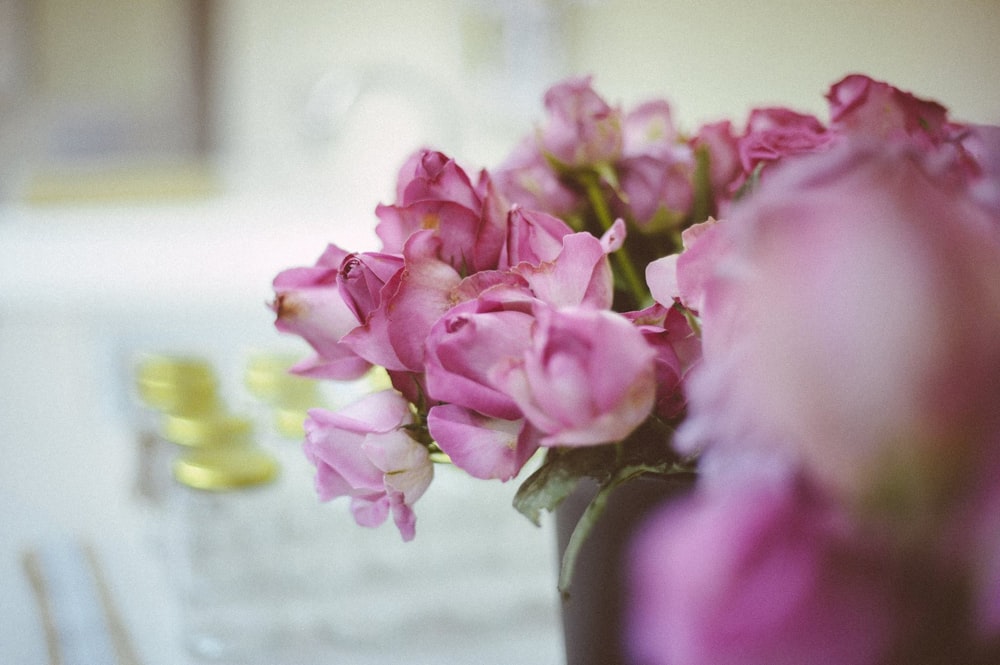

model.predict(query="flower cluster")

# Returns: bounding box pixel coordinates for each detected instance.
[272,73,1000,662]
[272,75,722,545]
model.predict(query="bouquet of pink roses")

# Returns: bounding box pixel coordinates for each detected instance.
[272,73,1000,663]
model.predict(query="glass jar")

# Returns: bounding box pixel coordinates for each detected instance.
[165,424,292,662]
[132,355,224,556]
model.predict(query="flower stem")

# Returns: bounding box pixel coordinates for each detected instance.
[581,172,650,308]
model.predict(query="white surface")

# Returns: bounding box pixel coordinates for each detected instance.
[0,195,565,665]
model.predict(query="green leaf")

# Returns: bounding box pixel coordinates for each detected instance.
[557,462,693,596]
[513,446,617,526]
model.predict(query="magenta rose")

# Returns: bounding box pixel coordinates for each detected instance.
[303,390,433,541]
[495,304,656,447]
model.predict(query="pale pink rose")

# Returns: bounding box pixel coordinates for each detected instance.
[495,305,656,447]
[499,206,575,270]
[645,217,728,313]
[677,142,1000,511]
[512,220,622,310]
[303,390,432,541]
[426,405,539,481]
[271,243,371,380]
[492,136,581,217]
[424,289,538,420]
[692,120,742,201]
[617,152,695,230]
[538,76,623,168]
[622,100,678,160]
[341,230,462,372]
[626,477,906,665]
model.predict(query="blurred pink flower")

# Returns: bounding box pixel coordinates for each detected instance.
[538,75,623,168]
[626,477,905,665]
[492,136,582,217]
[692,120,742,201]
[304,390,432,541]
[826,73,956,149]
[677,142,1000,513]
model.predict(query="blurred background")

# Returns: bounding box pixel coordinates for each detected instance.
[1,1,999,663]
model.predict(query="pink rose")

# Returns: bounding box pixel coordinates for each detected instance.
[624,303,701,421]
[271,243,371,380]
[677,142,1000,512]
[538,76,623,168]
[615,99,724,228]
[336,250,404,325]
[692,120,742,202]
[495,305,656,447]
[617,152,695,230]
[499,206,575,270]
[513,220,623,310]
[627,477,907,665]
[424,288,538,421]
[341,230,462,372]
[492,136,581,217]
[375,149,505,272]
[426,405,539,481]
[826,74,956,150]
[622,100,679,161]
[736,107,835,187]
[303,390,433,541]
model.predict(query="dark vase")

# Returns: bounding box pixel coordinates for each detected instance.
[556,473,694,665]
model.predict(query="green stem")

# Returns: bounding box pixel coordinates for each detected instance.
[557,462,667,597]
[581,173,650,308]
